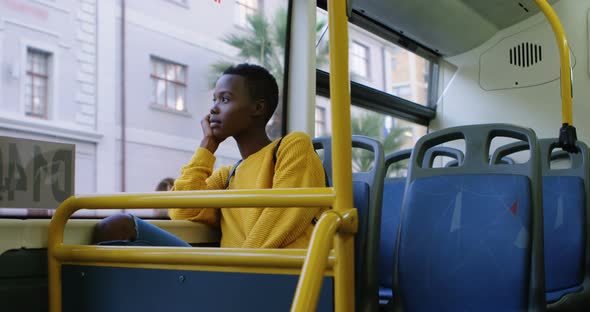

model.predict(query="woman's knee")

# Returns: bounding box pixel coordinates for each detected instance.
[92,213,137,244]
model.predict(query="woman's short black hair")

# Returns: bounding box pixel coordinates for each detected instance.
[223,63,279,123]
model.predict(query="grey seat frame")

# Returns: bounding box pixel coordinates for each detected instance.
[422,146,464,168]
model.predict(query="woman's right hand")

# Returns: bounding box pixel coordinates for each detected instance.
[200,114,223,153]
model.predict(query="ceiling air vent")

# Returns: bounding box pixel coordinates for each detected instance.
[480,21,575,90]
[509,42,542,67]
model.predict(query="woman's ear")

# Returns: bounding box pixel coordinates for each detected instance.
[252,99,267,118]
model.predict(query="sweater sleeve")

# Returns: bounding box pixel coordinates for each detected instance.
[168,147,229,225]
[241,132,327,248]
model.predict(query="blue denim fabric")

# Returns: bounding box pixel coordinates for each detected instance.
[97,214,191,247]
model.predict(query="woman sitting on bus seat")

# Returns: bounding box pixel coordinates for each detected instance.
[92,63,327,249]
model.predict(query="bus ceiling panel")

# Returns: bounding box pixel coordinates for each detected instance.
[350,0,559,56]
[463,0,560,28]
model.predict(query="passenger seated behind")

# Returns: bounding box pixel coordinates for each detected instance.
[93,63,327,248]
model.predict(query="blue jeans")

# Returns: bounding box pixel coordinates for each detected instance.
[98,214,191,247]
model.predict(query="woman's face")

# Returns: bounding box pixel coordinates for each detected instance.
[209,74,257,140]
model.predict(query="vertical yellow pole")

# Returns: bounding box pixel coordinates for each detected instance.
[328,0,355,311]
[533,0,572,125]
[48,255,62,312]
[290,212,342,312]
[48,198,72,312]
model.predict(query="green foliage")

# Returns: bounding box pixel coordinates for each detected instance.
[351,111,410,173]
[315,18,329,69]
[208,8,330,139]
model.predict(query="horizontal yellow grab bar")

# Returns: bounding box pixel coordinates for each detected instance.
[53,245,336,269]
[62,187,335,210]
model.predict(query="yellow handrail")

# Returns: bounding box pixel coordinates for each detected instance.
[51,245,336,269]
[328,0,353,215]
[48,189,339,312]
[533,0,572,126]
[291,211,343,311]
[326,0,356,310]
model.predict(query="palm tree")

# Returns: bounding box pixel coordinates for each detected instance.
[210,8,329,139]
[351,111,410,174]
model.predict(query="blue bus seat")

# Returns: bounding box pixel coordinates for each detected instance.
[492,139,590,310]
[393,124,545,312]
[379,146,464,307]
[313,135,385,312]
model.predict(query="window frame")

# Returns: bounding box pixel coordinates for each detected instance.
[25,49,51,119]
[20,41,58,120]
[392,84,412,98]
[350,40,370,78]
[315,106,327,136]
[314,3,439,126]
[349,12,440,109]
[150,56,188,113]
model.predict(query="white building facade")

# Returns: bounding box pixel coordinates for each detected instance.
[0,0,286,215]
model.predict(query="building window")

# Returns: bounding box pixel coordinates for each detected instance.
[151,57,187,112]
[25,48,50,119]
[392,85,412,97]
[317,7,435,107]
[315,106,326,136]
[235,0,259,28]
[350,41,369,78]
[390,56,398,72]
[422,61,430,83]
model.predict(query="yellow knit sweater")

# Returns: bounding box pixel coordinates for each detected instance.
[169,132,327,248]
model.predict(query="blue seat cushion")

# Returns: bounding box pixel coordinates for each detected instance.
[543,176,585,294]
[546,285,583,303]
[379,286,393,305]
[379,180,405,289]
[398,174,532,312]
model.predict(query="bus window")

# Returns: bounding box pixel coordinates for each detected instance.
[0,0,291,219]
[316,96,426,174]
[316,8,436,107]
[315,5,433,175]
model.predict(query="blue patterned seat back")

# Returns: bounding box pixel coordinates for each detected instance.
[395,124,544,312]
[379,147,464,305]
[379,179,405,290]
[543,176,585,302]
[378,178,404,303]
[399,175,532,311]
